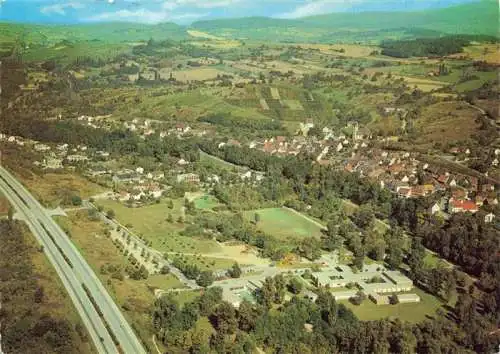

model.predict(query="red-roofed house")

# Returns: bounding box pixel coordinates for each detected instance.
[448,199,478,214]
[437,174,449,184]
[398,187,412,198]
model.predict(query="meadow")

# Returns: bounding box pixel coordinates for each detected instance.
[24,172,104,208]
[0,192,9,215]
[97,199,221,254]
[194,194,221,210]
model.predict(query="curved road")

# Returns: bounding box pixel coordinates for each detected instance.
[0,166,145,354]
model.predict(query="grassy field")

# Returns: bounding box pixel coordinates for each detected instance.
[146,274,185,291]
[171,254,237,271]
[23,173,104,208]
[97,199,221,254]
[54,211,181,353]
[200,149,246,171]
[0,192,10,215]
[194,195,221,209]
[340,288,444,323]
[244,207,324,239]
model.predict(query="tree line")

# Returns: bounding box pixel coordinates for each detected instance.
[380,35,497,58]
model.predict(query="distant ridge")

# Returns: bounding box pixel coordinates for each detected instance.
[191,1,499,42]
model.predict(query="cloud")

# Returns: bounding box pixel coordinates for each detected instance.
[279,0,364,18]
[87,7,208,23]
[162,0,241,10]
[40,1,84,15]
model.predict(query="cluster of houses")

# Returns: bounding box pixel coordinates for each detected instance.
[0,133,97,170]
[123,118,208,140]
[218,121,498,220]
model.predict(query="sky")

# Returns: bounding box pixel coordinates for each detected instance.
[0,0,479,25]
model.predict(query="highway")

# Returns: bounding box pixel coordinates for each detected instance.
[0,166,146,354]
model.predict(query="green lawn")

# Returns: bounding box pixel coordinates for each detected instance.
[244,207,324,239]
[199,150,245,171]
[146,274,185,291]
[98,199,221,254]
[194,195,221,210]
[340,288,444,323]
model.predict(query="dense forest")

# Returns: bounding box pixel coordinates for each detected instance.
[0,220,85,353]
[380,35,497,58]
[153,274,499,353]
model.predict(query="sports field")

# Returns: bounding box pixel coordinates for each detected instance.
[244,207,324,239]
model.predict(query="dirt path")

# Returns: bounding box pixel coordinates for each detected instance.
[152,335,162,354]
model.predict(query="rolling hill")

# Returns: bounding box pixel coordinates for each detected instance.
[191,0,499,43]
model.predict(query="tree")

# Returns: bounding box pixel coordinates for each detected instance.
[160,265,170,274]
[106,209,115,219]
[296,237,322,261]
[197,271,214,287]
[389,294,399,305]
[71,195,82,206]
[197,287,223,316]
[228,262,242,278]
[166,213,173,223]
[138,264,149,279]
[407,237,426,281]
[323,220,343,251]
[177,216,184,224]
[167,199,174,209]
[34,286,44,303]
[258,277,276,308]
[352,205,374,230]
[254,213,260,224]
[237,300,260,332]
[210,301,237,335]
[288,277,303,294]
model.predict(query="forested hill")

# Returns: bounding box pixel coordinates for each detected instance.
[191,0,498,43]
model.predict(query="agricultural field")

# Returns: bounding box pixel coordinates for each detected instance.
[97,198,221,254]
[340,288,444,323]
[298,43,379,58]
[413,101,481,148]
[163,67,226,82]
[457,43,500,64]
[244,207,325,239]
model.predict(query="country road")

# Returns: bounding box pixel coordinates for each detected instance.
[0,166,146,354]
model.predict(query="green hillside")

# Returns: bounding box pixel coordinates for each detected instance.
[0,21,187,47]
[192,0,499,43]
